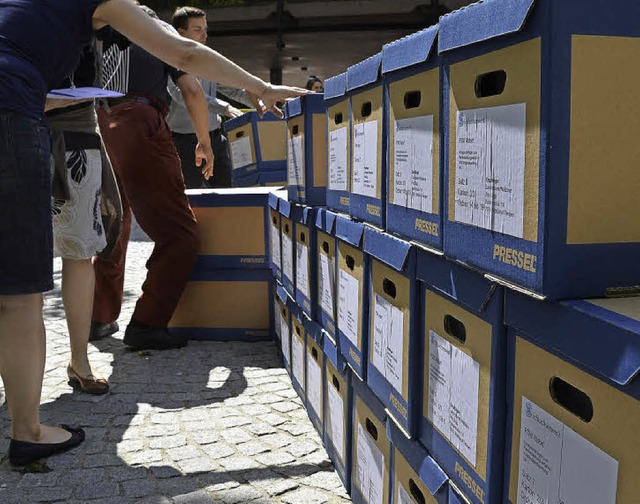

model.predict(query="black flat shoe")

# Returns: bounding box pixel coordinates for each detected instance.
[8,425,85,466]
[123,320,188,350]
[89,321,119,341]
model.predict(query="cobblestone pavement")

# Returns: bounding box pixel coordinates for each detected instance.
[0,241,352,504]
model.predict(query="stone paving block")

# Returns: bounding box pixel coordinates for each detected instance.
[213,485,265,504]
[122,449,164,466]
[280,487,331,504]
[177,457,217,473]
[73,480,119,500]
[166,445,203,462]
[257,413,288,427]
[144,424,181,437]
[201,442,235,459]
[190,430,221,445]
[122,478,159,499]
[246,422,278,437]
[219,427,253,444]
[286,440,321,458]
[217,455,262,472]
[82,453,123,468]
[239,404,272,416]
[255,451,297,466]
[150,434,188,450]
[216,416,252,429]
[18,485,73,502]
[173,490,222,504]
[237,440,271,457]
[260,432,296,449]
[271,401,300,414]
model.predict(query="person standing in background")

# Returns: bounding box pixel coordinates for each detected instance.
[305,76,324,93]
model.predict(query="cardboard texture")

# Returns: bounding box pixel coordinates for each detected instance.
[335,214,369,380]
[364,227,418,437]
[224,111,286,178]
[305,320,325,436]
[275,283,292,375]
[504,292,640,504]
[325,72,351,214]
[285,93,327,206]
[168,269,273,341]
[316,209,338,339]
[294,206,318,319]
[351,375,391,504]
[347,52,386,229]
[439,0,640,299]
[417,250,506,504]
[290,305,306,402]
[279,199,303,299]
[383,25,443,252]
[187,188,272,271]
[323,335,353,490]
[387,421,449,504]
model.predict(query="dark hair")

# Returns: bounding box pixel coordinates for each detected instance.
[305,76,323,90]
[172,6,206,31]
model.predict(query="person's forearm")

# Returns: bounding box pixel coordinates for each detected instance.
[180,79,212,146]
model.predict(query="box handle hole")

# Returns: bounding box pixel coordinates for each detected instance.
[312,347,318,361]
[322,241,330,253]
[300,232,306,244]
[409,479,426,504]
[549,377,594,423]
[284,224,289,233]
[281,308,287,317]
[475,70,507,98]
[444,315,466,344]
[404,91,422,110]
[332,375,340,391]
[346,255,355,271]
[382,278,397,299]
[235,131,245,139]
[365,418,378,441]
[272,216,277,225]
[292,125,299,135]
[361,102,372,118]
[334,113,343,125]
[295,326,301,336]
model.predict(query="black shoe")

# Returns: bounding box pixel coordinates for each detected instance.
[89,321,119,341]
[9,425,85,466]
[123,320,188,350]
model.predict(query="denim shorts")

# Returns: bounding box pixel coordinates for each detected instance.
[0,111,54,295]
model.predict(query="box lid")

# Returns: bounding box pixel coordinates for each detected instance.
[438,0,536,53]
[505,293,640,387]
[335,214,365,247]
[279,198,293,218]
[315,208,337,234]
[323,332,347,372]
[300,206,316,226]
[303,314,324,345]
[276,283,289,305]
[363,226,412,272]
[186,187,272,208]
[285,93,325,119]
[324,72,348,100]
[382,24,439,74]
[347,52,383,91]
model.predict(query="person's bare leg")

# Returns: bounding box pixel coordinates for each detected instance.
[0,293,71,443]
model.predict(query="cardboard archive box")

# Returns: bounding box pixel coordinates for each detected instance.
[268,190,286,280]
[418,251,507,504]
[290,305,307,402]
[351,375,392,504]
[325,72,351,214]
[503,292,640,504]
[347,52,386,229]
[316,208,338,340]
[279,199,302,299]
[439,0,640,299]
[285,93,327,206]
[224,110,286,179]
[305,317,325,437]
[294,206,318,319]
[364,226,419,437]
[275,282,291,375]
[323,333,353,491]
[335,214,369,380]
[383,24,443,252]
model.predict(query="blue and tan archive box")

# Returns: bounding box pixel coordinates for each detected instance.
[351,375,391,504]
[275,282,291,374]
[279,199,302,299]
[304,317,324,436]
[323,333,353,490]
[232,168,287,188]
[503,293,640,504]
[285,93,327,206]
[316,208,338,340]
[364,226,419,437]
[439,0,640,299]
[347,52,386,229]
[325,72,351,215]
[187,188,273,271]
[294,206,318,320]
[225,110,286,180]
[418,252,507,504]
[383,25,442,252]
[388,420,459,504]
[268,190,287,279]
[290,305,307,402]
[335,214,369,380]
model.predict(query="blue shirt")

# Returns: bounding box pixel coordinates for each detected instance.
[0,0,104,119]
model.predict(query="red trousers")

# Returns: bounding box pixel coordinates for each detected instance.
[93,102,200,327]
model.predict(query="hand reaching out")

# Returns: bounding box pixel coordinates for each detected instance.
[247,84,309,118]
[195,142,214,180]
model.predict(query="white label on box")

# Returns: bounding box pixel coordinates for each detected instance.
[327,380,345,460]
[427,330,480,466]
[352,121,378,198]
[230,136,253,169]
[397,483,413,504]
[372,294,405,395]
[394,115,434,213]
[319,253,335,317]
[291,331,304,387]
[329,126,348,191]
[306,350,322,418]
[270,223,281,269]
[288,134,305,187]
[296,242,310,298]
[356,422,385,504]
[280,312,290,362]
[282,232,293,285]
[517,398,618,504]
[455,103,526,238]
[338,269,360,346]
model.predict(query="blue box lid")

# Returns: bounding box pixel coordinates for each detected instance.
[285,93,325,119]
[324,72,348,100]
[363,227,412,272]
[347,52,383,91]
[382,24,439,74]
[335,214,365,247]
[438,0,535,53]
[323,332,347,372]
[303,315,324,345]
[276,283,289,305]
[186,187,272,208]
[505,293,640,387]
[315,208,337,234]
[223,109,283,133]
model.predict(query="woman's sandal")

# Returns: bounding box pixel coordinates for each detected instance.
[8,425,85,466]
[67,365,109,395]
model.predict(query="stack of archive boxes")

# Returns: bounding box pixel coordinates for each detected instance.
[269,0,640,503]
